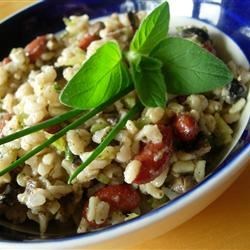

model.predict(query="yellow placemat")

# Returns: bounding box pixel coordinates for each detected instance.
[1,2,250,249]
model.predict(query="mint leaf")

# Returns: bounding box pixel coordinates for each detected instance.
[60,41,130,109]
[151,37,233,94]
[130,1,169,54]
[131,55,166,107]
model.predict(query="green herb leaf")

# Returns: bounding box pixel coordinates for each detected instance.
[60,41,130,109]
[151,37,233,94]
[131,55,166,107]
[130,1,170,54]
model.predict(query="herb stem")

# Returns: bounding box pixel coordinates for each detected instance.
[68,101,143,183]
[0,109,82,145]
[0,86,133,177]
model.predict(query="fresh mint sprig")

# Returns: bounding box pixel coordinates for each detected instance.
[130,1,170,54]
[130,55,166,107]
[0,1,233,182]
[60,1,232,111]
[60,41,130,109]
[151,37,233,94]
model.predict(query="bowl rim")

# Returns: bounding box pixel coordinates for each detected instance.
[0,0,249,248]
[0,0,42,25]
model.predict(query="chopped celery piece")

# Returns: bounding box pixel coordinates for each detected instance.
[98,146,117,160]
[96,173,110,184]
[214,113,233,146]
[64,48,85,66]
[125,213,139,221]
[148,195,168,209]
[54,83,62,92]
[65,146,74,162]
[45,132,66,152]
[90,121,108,133]
[17,113,28,127]
[123,95,136,109]
[134,117,150,129]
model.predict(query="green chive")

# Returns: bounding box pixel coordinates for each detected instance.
[0,87,133,177]
[68,101,142,183]
[0,109,82,145]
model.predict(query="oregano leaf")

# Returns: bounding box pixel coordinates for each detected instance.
[131,55,166,107]
[60,41,130,109]
[130,1,170,54]
[151,37,233,94]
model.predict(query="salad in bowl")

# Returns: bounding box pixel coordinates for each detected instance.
[0,0,249,248]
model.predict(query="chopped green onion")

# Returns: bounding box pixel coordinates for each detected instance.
[96,173,110,184]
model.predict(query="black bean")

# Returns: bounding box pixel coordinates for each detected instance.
[55,66,66,81]
[0,183,23,206]
[175,132,208,152]
[127,11,140,31]
[0,185,11,205]
[73,156,82,165]
[229,79,247,102]
[182,27,210,42]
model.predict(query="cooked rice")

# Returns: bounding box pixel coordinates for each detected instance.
[0,11,249,235]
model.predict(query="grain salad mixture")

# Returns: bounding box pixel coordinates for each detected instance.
[0,6,249,235]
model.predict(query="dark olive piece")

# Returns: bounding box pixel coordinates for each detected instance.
[55,66,65,81]
[229,78,247,102]
[182,27,210,42]
[0,183,23,206]
[127,11,140,31]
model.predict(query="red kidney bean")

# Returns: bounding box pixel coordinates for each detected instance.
[173,114,199,142]
[25,35,47,63]
[44,124,62,134]
[203,40,216,55]
[133,125,173,184]
[79,34,99,50]
[95,184,141,212]
[2,57,11,64]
